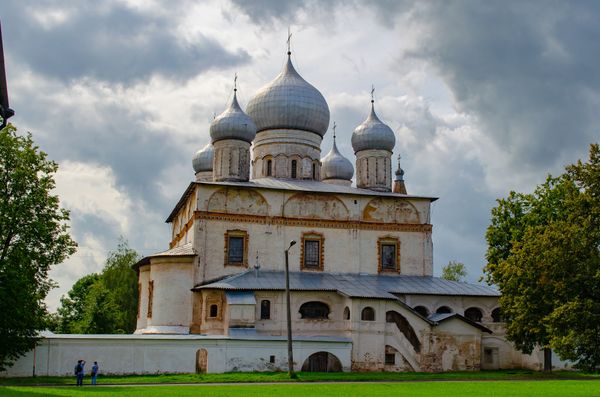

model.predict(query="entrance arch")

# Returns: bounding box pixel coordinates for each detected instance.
[301,351,342,372]
[196,349,208,373]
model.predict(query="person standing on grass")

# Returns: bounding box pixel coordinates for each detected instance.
[74,360,85,386]
[91,361,99,385]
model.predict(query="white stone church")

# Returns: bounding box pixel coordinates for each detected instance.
[3,50,549,377]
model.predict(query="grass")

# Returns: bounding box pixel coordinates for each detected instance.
[1,380,600,397]
[0,369,597,386]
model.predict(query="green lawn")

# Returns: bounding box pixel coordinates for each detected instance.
[1,370,596,386]
[1,381,600,397]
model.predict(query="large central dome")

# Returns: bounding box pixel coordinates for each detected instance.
[247,54,330,136]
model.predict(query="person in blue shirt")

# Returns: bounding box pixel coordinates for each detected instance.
[91,362,99,385]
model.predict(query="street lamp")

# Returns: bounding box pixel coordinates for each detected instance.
[284,239,297,378]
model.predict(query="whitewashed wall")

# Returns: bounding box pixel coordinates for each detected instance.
[0,335,352,377]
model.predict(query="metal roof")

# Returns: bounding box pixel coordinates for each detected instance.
[225,291,256,305]
[428,313,492,333]
[198,178,438,200]
[132,242,196,270]
[195,270,500,298]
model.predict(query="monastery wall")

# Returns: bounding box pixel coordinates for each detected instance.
[0,335,352,377]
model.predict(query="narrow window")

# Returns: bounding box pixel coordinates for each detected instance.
[381,243,396,270]
[267,159,272,176]
[304,240,320,268]
[301,232,324,271]
[385,354,395,365]
[228,236,244,263]
[312,163,316,179]
[291,160,297,178]
[147,280,154,318]
[343,306,350,320]
[209,304,218,318]
[260,300,271,320]
[378,237,400,273]
[225,230,248,266]
[361,307,375,321]
[492,308,502,323]
[269,355,275,363]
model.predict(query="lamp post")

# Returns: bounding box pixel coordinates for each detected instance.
[284,239,297,378]
[0,19,15,129]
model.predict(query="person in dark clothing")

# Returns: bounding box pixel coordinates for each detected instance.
[74,360,85,386]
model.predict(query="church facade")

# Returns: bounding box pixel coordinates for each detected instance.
[131,50,544,373]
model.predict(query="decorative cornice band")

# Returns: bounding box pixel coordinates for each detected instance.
[192,211,432,232]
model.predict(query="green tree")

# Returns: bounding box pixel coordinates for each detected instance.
[484,144,600,371]
[54,238,139,334]
[54,273,100,333]
[0,125,77,370]
[441,261,467,282]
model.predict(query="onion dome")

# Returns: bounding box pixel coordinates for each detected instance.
[192,143,214,173]
[351,101,395,153]
[321,125,354,181]
[246,54,330,136]
[210,89,257,144]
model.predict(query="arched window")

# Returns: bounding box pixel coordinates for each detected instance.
[436,306,452,314]
[492,308,502,323]
[343,306,350,320]
[464,307,483,323]
[266,159,273,176]
[209,304,218,318]
[414,306,429,317]
[299,301,330,319]
[260,300,271,320]
[291,160,297,178]
[361,307,375,321]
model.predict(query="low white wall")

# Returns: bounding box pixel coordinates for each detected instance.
[1,334,352,377]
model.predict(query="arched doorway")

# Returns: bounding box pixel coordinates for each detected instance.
[301,351,342,372]
[196,349,208,373]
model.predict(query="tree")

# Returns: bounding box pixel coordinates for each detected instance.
[484,144,600,371]
[0,125,77,370]
[55,273,100,333]
[52,238,139,334]
[441,261,467,282]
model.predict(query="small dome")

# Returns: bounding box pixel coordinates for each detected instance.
[192,143,214,173]
[351,102,395,153]
[321,139,354,181]
[210,90,257,144]
[247,55,330,136]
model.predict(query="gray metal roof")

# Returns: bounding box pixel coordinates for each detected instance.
[246,54,330,136]
[428,313,492,333]
[352,102,396,153]
[210,90,257,144]
[225,291,256,305]
[133,243,196,270]
[195,270,499,298]
[192,143,214,173]
[321,139,354,181]
[198,178,437,201]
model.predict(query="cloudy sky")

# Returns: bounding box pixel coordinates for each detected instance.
[2,0,598,311]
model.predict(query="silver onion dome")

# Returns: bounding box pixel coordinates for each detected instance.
[351,101,395,153]
[321,139,354,181]
[246,54,330,136]
[210,90,257,144]
[192,143,214,173]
